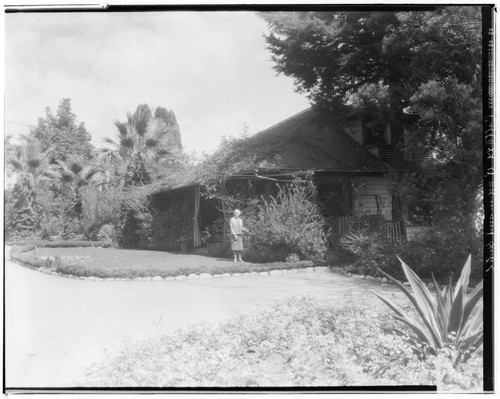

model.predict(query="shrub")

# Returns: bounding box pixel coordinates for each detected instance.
[207,241,232,258]
[97,224,117,247]
[322,243,357,267]
[40,217,63,240]
[61,217,85,240]
[5,181,45,240]
[45,256,62,268]
[339,223,483,285]
[285,253,300,263]
[244,181,327,263]
[340,230,384,274]
[117,188,157,249]
[373,255,483,363]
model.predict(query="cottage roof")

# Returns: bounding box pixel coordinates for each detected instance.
[232,107,388,173]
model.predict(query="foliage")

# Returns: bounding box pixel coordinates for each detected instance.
[339,221,483,284]
[5,203,44,241]
[44,256,62,269]
[44,157,102,220]
[97,224,117,247]
[40,217,63,239]
[5,135,49,240]
[260,7,480,131]
[243,180,327,263]
[340,230,384,274]
[322,243,357,267]
[207,242,232,258]
[115,187,155,249]
[147,189,194,251]
[85,296,482,389]
[285,253,300,263]
[260,7,483,230]
[5,182,45,240]
[103,104,183,187]
[32,98,93,163]
[407,78,483,232]
[80,184,123,236]
[373,255,483,363]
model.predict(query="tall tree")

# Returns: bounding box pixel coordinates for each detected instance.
[5,136,49,238]
[260,7,482,229]
[32,98,94,163]
[105,104,183,248]
[105,104,182,187]
[261,7,480,162]
[45,157,101,219]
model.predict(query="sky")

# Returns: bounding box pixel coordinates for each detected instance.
[4,10,310,156]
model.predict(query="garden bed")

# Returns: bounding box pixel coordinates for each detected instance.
[9,245,319,280]
[85,295,483,390]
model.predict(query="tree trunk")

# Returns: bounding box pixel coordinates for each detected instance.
[388,81,407,238]
[388,81,405,167]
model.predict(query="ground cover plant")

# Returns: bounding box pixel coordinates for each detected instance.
[11,246,316,279]
[85,295,482,390]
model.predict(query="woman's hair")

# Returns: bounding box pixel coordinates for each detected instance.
[233,209,241,216]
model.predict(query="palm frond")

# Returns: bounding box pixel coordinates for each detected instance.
[8,159,23,171]
[60,172,74,183]
[103,137,119,147]
[145,138,160,148]
[83,166,101,181]
[114,120,129,137]
[121,137,135,149]
[156,149,172,157]
[69,162,83,175]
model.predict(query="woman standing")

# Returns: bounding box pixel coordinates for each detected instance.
[230,209,248,262]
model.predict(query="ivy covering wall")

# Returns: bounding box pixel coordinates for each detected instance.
[150,189,194,251]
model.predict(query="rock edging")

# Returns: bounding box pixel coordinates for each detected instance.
[27,265,334,281]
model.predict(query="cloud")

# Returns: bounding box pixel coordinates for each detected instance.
[5,11,309,154]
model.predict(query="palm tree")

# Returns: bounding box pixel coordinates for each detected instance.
[6,135,49,237]
[7,135,48,209]
[103,104,174,187]
[45,158,101,218]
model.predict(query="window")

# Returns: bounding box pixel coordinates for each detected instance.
[362,116,386,146]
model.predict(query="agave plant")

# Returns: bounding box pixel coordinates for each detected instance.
[373,255,483,362]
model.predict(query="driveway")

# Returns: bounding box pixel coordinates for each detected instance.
[5,249,401,388]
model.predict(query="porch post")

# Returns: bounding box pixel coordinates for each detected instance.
[193,185,202,247]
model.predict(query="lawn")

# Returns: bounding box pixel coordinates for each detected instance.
[17,246,317,279]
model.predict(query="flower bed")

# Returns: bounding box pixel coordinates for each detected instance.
[85,296,483,390]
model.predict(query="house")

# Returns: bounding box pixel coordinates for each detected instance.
[147,108,408,252]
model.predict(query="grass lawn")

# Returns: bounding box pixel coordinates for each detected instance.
[20,247,316,279]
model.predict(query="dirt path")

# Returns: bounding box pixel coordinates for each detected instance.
[5,249,401,388]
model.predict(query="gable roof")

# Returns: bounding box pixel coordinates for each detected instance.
[233,107,388,173]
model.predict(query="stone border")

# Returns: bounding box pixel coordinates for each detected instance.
[8,256,437,290]
[23,265,334,281]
